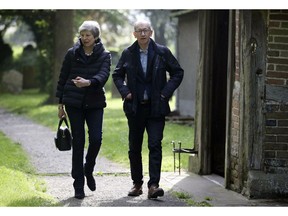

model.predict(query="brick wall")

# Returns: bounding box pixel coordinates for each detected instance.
[230,10,241,191]
[264,10,288,174]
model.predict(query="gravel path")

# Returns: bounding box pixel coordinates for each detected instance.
[0,108,188,207]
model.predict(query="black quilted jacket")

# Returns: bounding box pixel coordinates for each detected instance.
[56,38,111,109]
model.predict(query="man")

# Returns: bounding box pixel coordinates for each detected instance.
[112,19,184,199]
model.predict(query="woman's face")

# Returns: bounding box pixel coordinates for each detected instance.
[80,30,95,48]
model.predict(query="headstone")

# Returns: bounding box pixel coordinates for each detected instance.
[1,69,23,93]
[21,44,39,89]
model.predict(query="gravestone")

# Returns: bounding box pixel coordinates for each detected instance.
[1,69,23,93]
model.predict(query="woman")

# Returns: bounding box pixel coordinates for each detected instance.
[56,20,111,199]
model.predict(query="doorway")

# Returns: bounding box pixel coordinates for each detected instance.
[210,10,229,177]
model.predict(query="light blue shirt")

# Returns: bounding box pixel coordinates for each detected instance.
[140,49,148,100]
[140,49,148,75]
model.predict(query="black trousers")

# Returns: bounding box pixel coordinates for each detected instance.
[126,103,165,188]
[65,106,103,189]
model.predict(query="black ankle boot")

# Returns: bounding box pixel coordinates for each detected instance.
[85,175,96,191]
[84,164,96,191]
[74,188,85,199]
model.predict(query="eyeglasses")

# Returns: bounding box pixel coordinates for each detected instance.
[135,29,151,34]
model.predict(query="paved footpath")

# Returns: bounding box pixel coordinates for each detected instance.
[1,107,288,210]
[0,108,187,207]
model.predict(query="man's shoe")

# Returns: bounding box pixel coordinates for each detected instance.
[74,188,85,199]
[148,185,164,199]
[128,184,143,196]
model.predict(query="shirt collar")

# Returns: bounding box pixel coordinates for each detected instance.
[139,49,148,54]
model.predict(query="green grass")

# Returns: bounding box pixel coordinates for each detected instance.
[0,132,58,206]
[0,89,194,172]
[0,89,194,206]
[171,191,212,207]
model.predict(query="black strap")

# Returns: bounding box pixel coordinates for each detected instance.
[58,117,70,129]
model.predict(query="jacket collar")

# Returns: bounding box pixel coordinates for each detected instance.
[73,38,104,58]
[128,38,157,54]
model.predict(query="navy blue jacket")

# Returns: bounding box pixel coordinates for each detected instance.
[56,38,111,109]
[112,39,184,117]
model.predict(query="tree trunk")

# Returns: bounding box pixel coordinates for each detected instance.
[49,10,74,104]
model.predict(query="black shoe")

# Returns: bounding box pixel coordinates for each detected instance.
[84,165,96,191]
[74,188,85,199]
[128,184,143,196]
[148,185,164,199]
[86,175,96,191]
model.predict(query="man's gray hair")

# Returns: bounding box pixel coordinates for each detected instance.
[133,19,152,31]
[79,20,101,38]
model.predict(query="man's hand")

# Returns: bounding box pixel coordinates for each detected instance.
[125,93,132,100]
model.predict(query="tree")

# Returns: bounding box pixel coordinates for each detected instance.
[0,10,55,92]
[49,10,74,103]
[74,10,133,50]
[140,10,177,48]
[0,14,14,68]
[0,10,143,101]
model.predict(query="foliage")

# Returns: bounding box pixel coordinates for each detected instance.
[1,10,175,100]
[74,10,134,50]
[21,10,55,93]
[0,10,55,93]
[140,9,177,50]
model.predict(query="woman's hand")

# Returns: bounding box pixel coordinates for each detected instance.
[72,76,91,88]
[58,105,66,119]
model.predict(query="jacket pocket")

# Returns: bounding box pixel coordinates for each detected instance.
[123,99,133,114]
[160,98,171,116]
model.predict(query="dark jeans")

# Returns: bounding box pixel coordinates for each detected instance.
[65,106,103,189]
[126,104,165,188]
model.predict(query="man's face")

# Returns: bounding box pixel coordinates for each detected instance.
[133,23,153,48]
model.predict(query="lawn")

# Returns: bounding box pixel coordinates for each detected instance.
[0,89,195,172]
[0,132,58,206]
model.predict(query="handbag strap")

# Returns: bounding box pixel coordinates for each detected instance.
[58,117,70,129]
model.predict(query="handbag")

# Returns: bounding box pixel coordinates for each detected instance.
[54,117,72,151]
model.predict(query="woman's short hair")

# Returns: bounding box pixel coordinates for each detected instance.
[78,21,101,38]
